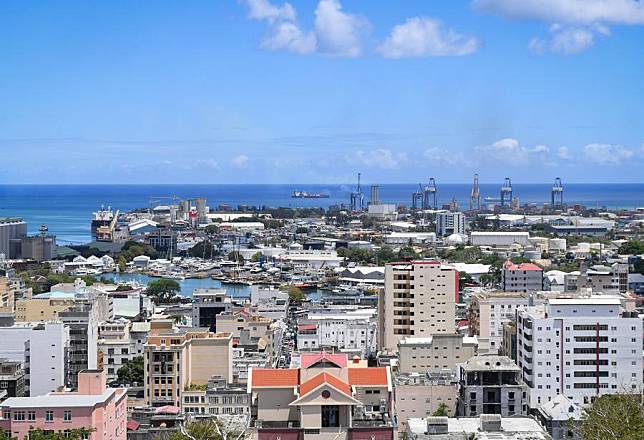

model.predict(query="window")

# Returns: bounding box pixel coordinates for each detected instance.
[45,410,54,422]
[13,411,25,421]
[64,410,72,422]
[321,406,340,428]
[27,411,35,421]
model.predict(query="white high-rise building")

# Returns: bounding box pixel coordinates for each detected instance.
[379,262,458,352]
[436,212,466,237]
[516,296,642,408]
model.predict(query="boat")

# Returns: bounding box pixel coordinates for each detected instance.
[291,191,330,199]
[91,206,114,235]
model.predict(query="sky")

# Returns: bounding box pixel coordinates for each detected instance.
[1,0,644,184]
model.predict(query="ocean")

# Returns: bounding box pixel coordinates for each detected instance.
[0,183,642,244]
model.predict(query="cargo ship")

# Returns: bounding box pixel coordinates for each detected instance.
[291,191,330,199]
[91,206,114,235]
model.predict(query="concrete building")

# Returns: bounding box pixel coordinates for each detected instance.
[398,335,477,374]
[0,322,68,396]
[385,232,436,245]
[15,291,76,322]
[470,232,530,247]
[501,261,544,293]
[367,204,397,220]
[181,375,249,416]
[143,320,233,408]
[406,414,550,440]
[0,359,25,397]
[0,369,127,440]
[19,235,56,262]
[380,262,458,352]
[191,288,233,331]
[577,263,628,294]
[297,308,377,357]
[0,218,27,259]
[436,212,466,237]
[467,291,531,355]
[98,319,149,383]
[458,355,528,417]
[248,352,394,440]
[534,394,582,440]
[516,296,643,408]
[394,372,458,432]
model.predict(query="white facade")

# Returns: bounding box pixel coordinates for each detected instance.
[297,309,377,356]
[516,297,643,408]
[470,232,530,247]
[0,322,68,396]
[385,232,436,245]
[436,212,466,237]
[501,262,544,293]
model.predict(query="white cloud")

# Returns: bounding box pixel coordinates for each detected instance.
[378,17,480,58]
[475,0,644,54]
[231,154,250,168]
[529,25,599,55]
[245,0,296,24]
[557,146,572,159]
[473,0,644,25]
[244,0,367,57]
[423,147,471,166]
[583,143,635,165]
[314,0,368,57]
[261,21,316,54]
[352,148,408,169]
[474,138,554,165]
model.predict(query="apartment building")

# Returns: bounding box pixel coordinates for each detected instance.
[297,308,377,357]
[15,291,76,322]
[398,335,477,374]
[248,352,394,440]
[182,375,249,416]
[577,263,629,294]
[468,291,532,355]
[0,322,68,396]
[144,320,233,408]
[501,261,544,293]
[458,355,528,417]
[0,359,25,397]
[0,277,15,313]
[394,372,458,432]
[0,369,127,440]
[407,414,550,440]
[191,288,233,330]
[380,262,458,352]
[98,319,150,383]
[516,296,643,408]
[435,212,466,237]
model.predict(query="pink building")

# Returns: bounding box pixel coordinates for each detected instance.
[0,369,127,440]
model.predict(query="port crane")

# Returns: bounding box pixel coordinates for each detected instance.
[551,177,564,208]
[350,173,364,212]
[500,178,513,208]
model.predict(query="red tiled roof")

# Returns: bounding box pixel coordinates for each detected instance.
[348,368,388,386]
[252,368,299,387]
[154,405,181,415]
[298,324,317,331]
[301,352,348,368]
[127,420,140,431]
[503,261,542,271]
[299,372,352,396]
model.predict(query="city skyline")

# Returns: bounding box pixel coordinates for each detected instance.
[1,0,644,183]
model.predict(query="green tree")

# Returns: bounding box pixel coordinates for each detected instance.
[188,241,218,258]
[432,402,450,417]
[23,428,95,440]
[618,240,644,255]
[205,224,220,234]
[228,251,245,264]
[169,420,222,440]
[116,356,144,384]
[251,252,263,262]
[634,258,644,275]
[580,394,644,440]
[459,271,473,287]
[286,286,305,302]
[118,255,127,272]
[146,278,181,303]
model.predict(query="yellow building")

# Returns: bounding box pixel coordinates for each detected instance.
[144,320,233,407]
[14,291,76,322]
[0,277,15,313]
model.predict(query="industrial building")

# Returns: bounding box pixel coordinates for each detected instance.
[0,218,27,259]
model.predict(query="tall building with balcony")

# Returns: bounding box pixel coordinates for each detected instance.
[191,289,232,331]
[248,352,394,440]
[457,355,528,417]
[516,296,643,408]
[144,320,233,408]
[435,212,466,237]
[379,262,458,352]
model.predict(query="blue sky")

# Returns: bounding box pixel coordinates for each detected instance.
[1,0,643,184]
